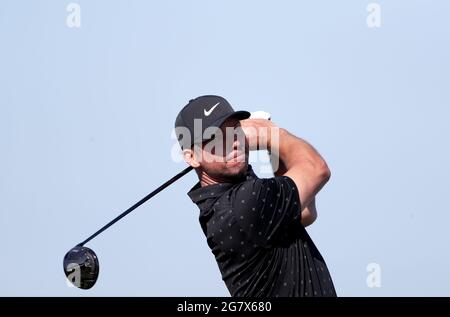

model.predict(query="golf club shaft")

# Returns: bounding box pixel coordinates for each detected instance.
[77,166,193,247]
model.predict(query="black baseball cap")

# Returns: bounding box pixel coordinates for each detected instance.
[175,95,250,150]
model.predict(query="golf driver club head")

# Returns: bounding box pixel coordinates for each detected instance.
[63,246,99,290]
[62,166,193,290]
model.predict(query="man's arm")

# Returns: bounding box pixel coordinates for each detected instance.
[241,119,331,218]
[272,128,330,211]
[301,197,317,227]
[272,151,318,227]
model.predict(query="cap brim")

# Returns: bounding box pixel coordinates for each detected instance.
[211,110,251,128]
[192,110,251,146]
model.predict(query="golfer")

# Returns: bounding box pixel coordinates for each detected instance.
[175,95,336,297]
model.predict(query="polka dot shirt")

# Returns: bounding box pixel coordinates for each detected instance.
[187,165,337,297]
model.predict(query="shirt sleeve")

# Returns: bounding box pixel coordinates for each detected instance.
[230,176,302,248]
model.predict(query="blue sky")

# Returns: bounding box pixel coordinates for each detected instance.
[1,1,449,296]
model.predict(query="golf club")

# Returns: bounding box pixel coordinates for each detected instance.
[63,111,271,290]
[63,165,193,289]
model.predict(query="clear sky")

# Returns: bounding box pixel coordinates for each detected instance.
[1,0,449,296]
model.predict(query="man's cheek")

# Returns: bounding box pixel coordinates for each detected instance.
[205,154,224,164]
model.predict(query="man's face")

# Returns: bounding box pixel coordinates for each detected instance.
[193,117,249,181]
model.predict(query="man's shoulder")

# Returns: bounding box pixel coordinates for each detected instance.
[232,175,296,192]
[225,175,299,211]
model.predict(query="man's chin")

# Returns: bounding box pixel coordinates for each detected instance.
[224,161,248,179]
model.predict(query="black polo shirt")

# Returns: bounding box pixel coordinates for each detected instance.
[187,165,337,297]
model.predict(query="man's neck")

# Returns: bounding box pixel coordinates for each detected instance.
[197,168,248,188]
[199,172,228,187]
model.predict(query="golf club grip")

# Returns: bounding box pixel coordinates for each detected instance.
[78,166,194,247]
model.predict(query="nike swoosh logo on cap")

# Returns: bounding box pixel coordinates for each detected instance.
[204,102,220,116]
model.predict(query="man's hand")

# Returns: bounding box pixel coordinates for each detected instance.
[240,119,278,151]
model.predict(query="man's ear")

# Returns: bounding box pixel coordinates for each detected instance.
[183,148,200,168]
